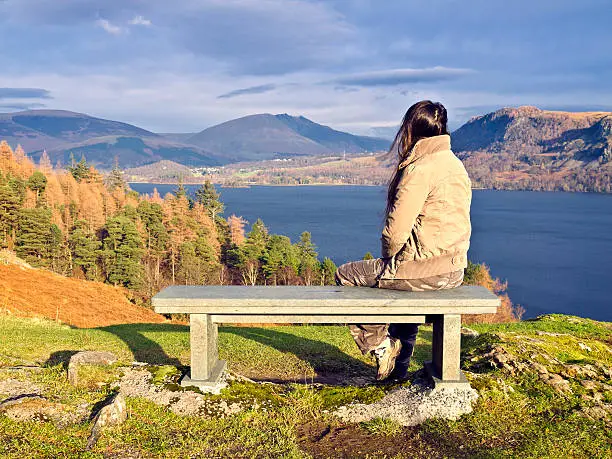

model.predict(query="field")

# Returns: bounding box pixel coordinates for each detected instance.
[1,314,611,458]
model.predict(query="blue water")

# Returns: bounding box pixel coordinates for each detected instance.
[130,184,612,322]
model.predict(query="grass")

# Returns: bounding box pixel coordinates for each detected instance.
[0,314,611,458]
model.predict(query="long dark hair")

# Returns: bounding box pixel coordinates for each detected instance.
[386,100,449,216]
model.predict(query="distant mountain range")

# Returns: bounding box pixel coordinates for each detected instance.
[452,106,612,191]
[184,113,388,163]
[2,106,610,192]
[0,110,389,169]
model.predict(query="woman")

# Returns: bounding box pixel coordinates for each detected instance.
[335,100,471,381]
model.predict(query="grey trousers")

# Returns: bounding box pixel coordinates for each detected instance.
[335,258,464,354]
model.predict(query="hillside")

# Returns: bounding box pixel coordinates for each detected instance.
[124,159,195,182]
[185,113,390,162]
[0,314,610,457]
[39,135,222,170]
[453,106,612,192]
[0,110,222,169]
[0,256,164,328]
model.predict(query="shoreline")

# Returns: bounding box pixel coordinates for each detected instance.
[127,182,612,195]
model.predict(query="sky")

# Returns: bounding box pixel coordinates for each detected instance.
[1,0,611,136]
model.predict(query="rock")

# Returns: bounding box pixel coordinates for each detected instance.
[0,378,41,397]
[87,393,127,450]
[578,342,592,352]
[0,394,86,426]
[560,364,599,380]
[461,327,479,338]
[581,380,600,391]
[67,351,118,386]
[541,373,572,394]
[334,383,479,426]
[580,380,612,392]
[530,362,549,375]
[118,366,244,419]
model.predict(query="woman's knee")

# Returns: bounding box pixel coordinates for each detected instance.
[335,263,351,286]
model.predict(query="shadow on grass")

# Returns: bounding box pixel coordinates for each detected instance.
[224,326,376,384]
[99,323,187,367]
[44,350,81,369]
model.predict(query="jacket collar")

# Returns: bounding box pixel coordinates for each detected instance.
[398,134,451,169]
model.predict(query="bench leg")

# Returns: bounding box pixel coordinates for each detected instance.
[181,313,227,391]
[425,314,468,387]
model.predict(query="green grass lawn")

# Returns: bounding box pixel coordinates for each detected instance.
[0,314,611,458]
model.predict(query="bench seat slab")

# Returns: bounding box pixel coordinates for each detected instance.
[212,314,427,324]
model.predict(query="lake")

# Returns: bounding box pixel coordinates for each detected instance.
[129,184,612,322]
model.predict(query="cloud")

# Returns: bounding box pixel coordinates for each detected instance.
[217,84,277,99]
[129,15,151,26]
[170,0,358,75]
[330,67,474,87]
[0,87,52,99]
[96,18,123,35]
[0,102,46,111]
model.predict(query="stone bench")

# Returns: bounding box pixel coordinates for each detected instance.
[152,285,499,390]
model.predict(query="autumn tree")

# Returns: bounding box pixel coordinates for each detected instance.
[226,214,247,245]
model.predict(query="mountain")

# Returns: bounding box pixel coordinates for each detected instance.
[452,106,612,192]
[40,135,222,170]
[0,110,222,169]
[185,113,390,162]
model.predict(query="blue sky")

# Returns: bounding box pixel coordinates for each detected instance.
[1,0,611,135]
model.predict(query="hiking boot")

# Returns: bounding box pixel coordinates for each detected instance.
[371,337,402,380]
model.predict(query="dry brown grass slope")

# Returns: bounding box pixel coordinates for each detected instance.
[0,260,164,328]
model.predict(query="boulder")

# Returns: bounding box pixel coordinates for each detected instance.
[87,393,127,449]
[67,351,118,386]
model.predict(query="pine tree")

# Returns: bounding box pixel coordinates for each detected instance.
[101,215,144,289]
[195,180,224,221]
[137,200,168,292]
[235,219,269,285]
[0,174,24,248]
[16,207,53,266]
[106,158,126,191]
[26,171,48,206]
[297,231,319,285]
[175,177,187,199]
[262,234,299,285]
[68,155,91,182]
[320,257,338,285]
[69,220,101,280]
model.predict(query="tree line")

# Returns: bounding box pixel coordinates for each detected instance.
[0,141,338,303]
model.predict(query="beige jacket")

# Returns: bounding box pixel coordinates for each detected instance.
[379,134,471,282]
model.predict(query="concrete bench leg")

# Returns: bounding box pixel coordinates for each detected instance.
[425,314,469,388]
[181,313,227,390]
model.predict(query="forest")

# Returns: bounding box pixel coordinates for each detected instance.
[0,141,338,303]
